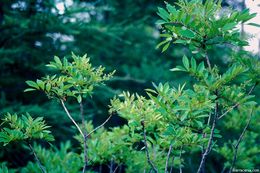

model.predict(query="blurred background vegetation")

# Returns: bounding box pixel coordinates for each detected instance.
[0,0,259,171]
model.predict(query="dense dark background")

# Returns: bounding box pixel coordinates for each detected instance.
[0,0,257,171]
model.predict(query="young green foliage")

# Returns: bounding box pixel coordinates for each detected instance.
[0,113,54,146]
[157,0,258,56]
[25,53,115,103]
[1,0,259,172]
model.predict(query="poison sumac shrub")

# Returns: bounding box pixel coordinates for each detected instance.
[1,0,259,173]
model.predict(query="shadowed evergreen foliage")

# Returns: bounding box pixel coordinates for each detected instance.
[0,0,259,172]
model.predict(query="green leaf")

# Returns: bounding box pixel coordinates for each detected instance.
[166,4,178,16]
[46,83,51,92]
[162,42,170,52]
[196,114,209,118]
[156,40,169,49]
[24,88,36,92]
[157,7,170,21]
[54,56,62,68]
[174,39,187,44]
[77,95,82,103]
[180,111,188,121]
[25,80,39,89]
[170,66,186,72]
[222,22,237,31]
[182,55,189,70]
[191,57,197,72]
[36,79,45,90]
[197,62,205,73]
[247,23,260,28]
[179,29,195,39]
[156,19,167,25]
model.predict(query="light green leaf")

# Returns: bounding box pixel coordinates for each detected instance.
[222,22,237,31]
[182,55,189,70]
[197,62,205,73]
[174,39,187,44]
[191,57,197,71]
[166,4,178,16]
[24,88,36,92]
[179,29,195,39]
[54,56,62,68]
[170,66,186,72]
[162,42,170,52]
[77,95,82,103]
[25,80,39,89]
[157,7,170,21]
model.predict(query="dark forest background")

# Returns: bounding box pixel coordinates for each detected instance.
[0,0,258,171]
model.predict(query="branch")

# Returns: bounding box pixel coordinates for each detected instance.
[112,164,119,173]
[80,101,88,173]
[85,113,112,138]
[205,51,212,71]
[228,109,253,173]
[169,155,174,173]
[141,120,158,173]
[218,83,257,120]
[109,159,114,173]
[60,99,84,138]
[179,146,183,173]
[164,21,202,36]
[197,99,218,173]
[27,142,46,173]
[165,144,173,173]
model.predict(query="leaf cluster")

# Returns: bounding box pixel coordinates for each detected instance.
[25,53,115,103]
[0,113,54,146]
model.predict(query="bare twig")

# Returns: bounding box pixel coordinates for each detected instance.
[27,142,46,173]
[109,159,114,173]
[165,144,173,173]
[218,83,257,120]
[221,167,226,173]
[112,164,119,173]
[228,109,253,173]
[60,99,84,138]
[80,101,88,173]
[85,113,112,138]
[205,52,212,71]
[169,155,174,173]
[141,120,158,173]
[197,99,218,173]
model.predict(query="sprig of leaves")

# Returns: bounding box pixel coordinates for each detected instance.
[0,113,54,146]
[25,53,115,103]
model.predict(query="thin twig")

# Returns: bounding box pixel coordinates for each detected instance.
[199,113,211,173]
[109,159,114,173]
[27,142,46,173]
[169,155,174,173]
[80,101,88,173]
[141,120,158,173]
[218,83,257,120]
[221,166,226,173]
[60,99,84,138]
[165,144,173,173]
[112,165,119,173]
[197,98,218,173]
[85,113,112,138]
[228,109,253,173]
[205,52,212,71]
